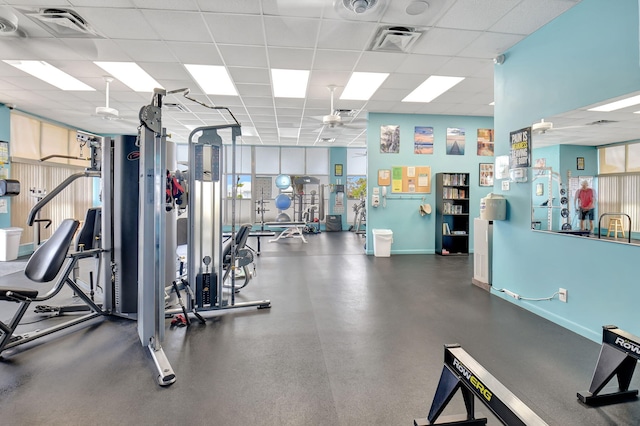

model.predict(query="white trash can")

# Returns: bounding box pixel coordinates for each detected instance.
[0,227,23,261]
[372,229,393,257]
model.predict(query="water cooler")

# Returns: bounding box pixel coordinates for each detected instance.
[473,194,506,290]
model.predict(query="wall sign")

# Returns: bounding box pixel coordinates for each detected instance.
[509,127,531,168]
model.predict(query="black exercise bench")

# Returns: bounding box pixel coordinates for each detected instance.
[0,219,104,356]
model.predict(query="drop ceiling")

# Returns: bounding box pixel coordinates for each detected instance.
[0,0,583,147]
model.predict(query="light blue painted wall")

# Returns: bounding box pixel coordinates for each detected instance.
[366,112,494,254]
[493,0,640,341]
[0,105,11,229]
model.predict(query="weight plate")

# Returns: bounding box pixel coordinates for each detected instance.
[560,188,566,196]
[561,208,569,218]
[562,223,572,230]
[560,196,568,205]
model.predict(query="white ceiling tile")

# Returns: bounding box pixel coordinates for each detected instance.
[235,84,272,97]
[264,16,320,48]
[69,0,136,7]
[195,0,262,14]
[382,73,430,90]
[316,20,378,50]
[354,51,408,73]
[0,38,87,61]
[72,8,160,40]
[142,10,212,42]
[267,47,314,69]
[490,0,579,35]
[395,54,450,75]
[140,63,191,80]
[203,14,265,45]
[81,39,133,62]
[165,42,223,65]
[412,28,481,56]
[436,57,492,77]
[132,0,199,10]
[313,50,360,71]
[218,45,268,68]
[228,67,270,85]
[437,0,518,31]
[115,40,176,62]
[449,77,491,93]
[308,70,352,89]
[457,32,525,58]
[262,0,329,18]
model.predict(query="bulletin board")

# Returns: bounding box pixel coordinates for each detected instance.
[391,166,431,193]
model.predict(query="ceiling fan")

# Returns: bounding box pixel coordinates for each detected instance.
[311,85,367,133]
[95,77,120,120]
[531,118,617,135]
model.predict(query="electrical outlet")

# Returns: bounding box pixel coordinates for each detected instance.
[559,288,568,303]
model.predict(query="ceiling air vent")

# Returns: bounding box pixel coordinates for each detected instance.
[370,26,423,53]
[22,8,100,38]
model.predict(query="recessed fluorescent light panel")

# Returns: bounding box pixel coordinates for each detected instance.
[3,60,94,91]
[271,69,309,98]
[94,61,162,92]
[341,72,389,101]
[489,101,495,106]
[588,94,640,112]
[185,64,237,96]
[278,127,300,138]
[402,75,465,103]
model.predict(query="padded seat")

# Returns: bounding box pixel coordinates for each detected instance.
[25,219,79,283]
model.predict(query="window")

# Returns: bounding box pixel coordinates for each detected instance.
[226,174,251,199]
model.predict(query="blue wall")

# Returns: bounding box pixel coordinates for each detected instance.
[493,0,640,341]
[366,113,494,254]
[0,105,11,229]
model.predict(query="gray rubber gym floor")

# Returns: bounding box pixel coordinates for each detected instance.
[1,232,639,425]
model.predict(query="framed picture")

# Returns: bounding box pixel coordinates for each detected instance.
[380,125,400,153]
[577,157,585,170]
[479,163,494,187]
[334,164,343,176]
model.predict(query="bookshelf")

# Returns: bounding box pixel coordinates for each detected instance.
[435,173,470,256]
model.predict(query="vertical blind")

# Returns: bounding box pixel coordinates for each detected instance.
[597,174,640,232]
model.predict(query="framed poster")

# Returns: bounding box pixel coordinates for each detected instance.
[577,157,585,170]
[414,126,434,154]
[334,164,343,176]
[479,163,494,187]
[380,125,400,153]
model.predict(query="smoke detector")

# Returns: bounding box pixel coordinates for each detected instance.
[342,0,378,14]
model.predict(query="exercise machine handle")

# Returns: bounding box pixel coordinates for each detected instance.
[27,171,100,226]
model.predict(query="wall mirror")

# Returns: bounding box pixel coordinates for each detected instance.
[530,90,640,244]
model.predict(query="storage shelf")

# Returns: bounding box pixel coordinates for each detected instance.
[436,173,470,256]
